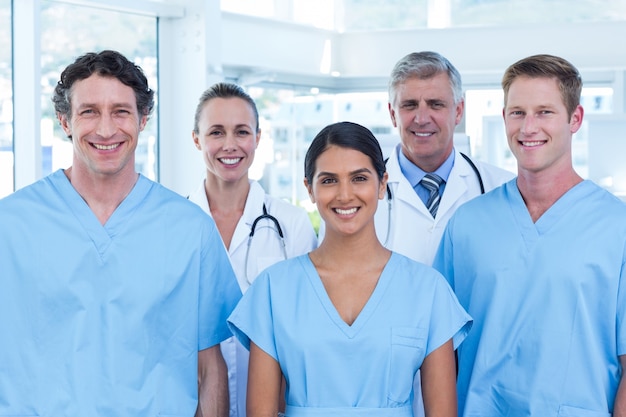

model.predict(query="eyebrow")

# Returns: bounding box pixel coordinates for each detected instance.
[76,102,134,109]
[208,123,254,129]
[316,167,373,178]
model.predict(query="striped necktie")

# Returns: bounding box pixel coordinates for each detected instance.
[421,173,444,218]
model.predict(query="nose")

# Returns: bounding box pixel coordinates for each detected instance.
[222,132,237,151]
[520,114,538,135]
[95,113,117,138]
[337,180,352,202]
[413,105,430,124]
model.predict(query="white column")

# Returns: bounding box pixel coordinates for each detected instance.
[13,0,42,190]
[158,0,224,195]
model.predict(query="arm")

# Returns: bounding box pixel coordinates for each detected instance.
[247,341,283,417]
[614,355,626,417]
[196,344,229,417]
[421,339,457,417]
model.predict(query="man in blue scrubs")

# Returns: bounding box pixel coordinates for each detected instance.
[0,50,241,416]
[434,54,626,416]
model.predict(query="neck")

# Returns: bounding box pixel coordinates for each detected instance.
[204,174,250,213]
[65,166,138,225]
[516,165,582,222]
[313,225,388,268]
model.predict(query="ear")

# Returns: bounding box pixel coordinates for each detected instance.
[388,102,398,128]
[569,105,584,134]
[58,113,73,138]
[255,129,262,148]
[304,178,315,204]
[378,172,389,200]
[139,115,148,132]
[192,131,201,150]
[454,98,465,125]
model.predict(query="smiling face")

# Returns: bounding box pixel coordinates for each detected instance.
[503,76,583,176]
[59,74,147,180]
[193,97,260,185]
[388,72,464,172]
[305,145,387,238]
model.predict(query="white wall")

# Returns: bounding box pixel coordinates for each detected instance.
[157,11,626,195]
[10,1,626,195]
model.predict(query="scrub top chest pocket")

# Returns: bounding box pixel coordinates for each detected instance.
[387,326,427,405]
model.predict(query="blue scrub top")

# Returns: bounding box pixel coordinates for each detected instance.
[0,170,242,416]
[434,179,626,416]
[228,253,471,416]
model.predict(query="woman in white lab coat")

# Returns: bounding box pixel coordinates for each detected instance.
[188,82,318,417]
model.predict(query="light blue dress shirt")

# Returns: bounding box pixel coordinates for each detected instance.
[397,145,455,206]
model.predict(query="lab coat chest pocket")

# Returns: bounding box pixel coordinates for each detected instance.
[387,326,427,405]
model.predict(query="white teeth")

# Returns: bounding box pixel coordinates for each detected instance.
[93,143,119,150]
[521,141,543,147]
[221,158,241,165]
[335,208,357,215]
[414,132,432,137]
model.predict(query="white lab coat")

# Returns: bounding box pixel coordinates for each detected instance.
[373,146,515,417]
[188,179,318,417]
[375,147,515,266]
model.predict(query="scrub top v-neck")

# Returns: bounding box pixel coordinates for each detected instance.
[228,252,471,416]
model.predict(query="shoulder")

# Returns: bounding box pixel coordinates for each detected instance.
[461,154,516,184]
[386,253,457,297]
[450,178,513,221]
[252,254,311,289]
[0,171,62,213]
[186,177,207,204]
[146,177,204,211]
[580,180,626,215]
[143,178,217,229]
[264,253,309,274]
[389,252,445,281]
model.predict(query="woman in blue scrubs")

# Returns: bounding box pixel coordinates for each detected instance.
[228,121,471,417]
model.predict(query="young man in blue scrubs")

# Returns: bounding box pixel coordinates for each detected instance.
[0,50,241,416]
[434,54,626,416]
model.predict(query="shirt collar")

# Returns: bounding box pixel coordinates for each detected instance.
[397,144,456,187]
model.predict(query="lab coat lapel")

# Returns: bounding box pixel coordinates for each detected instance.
[229,181,265,255]
[386,149,431,218]
[437,151,472,219]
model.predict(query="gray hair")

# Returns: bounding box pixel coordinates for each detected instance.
[388,51,463,105]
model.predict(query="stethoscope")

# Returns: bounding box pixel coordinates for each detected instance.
[382,152,485,246]
[244,203,287,284]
